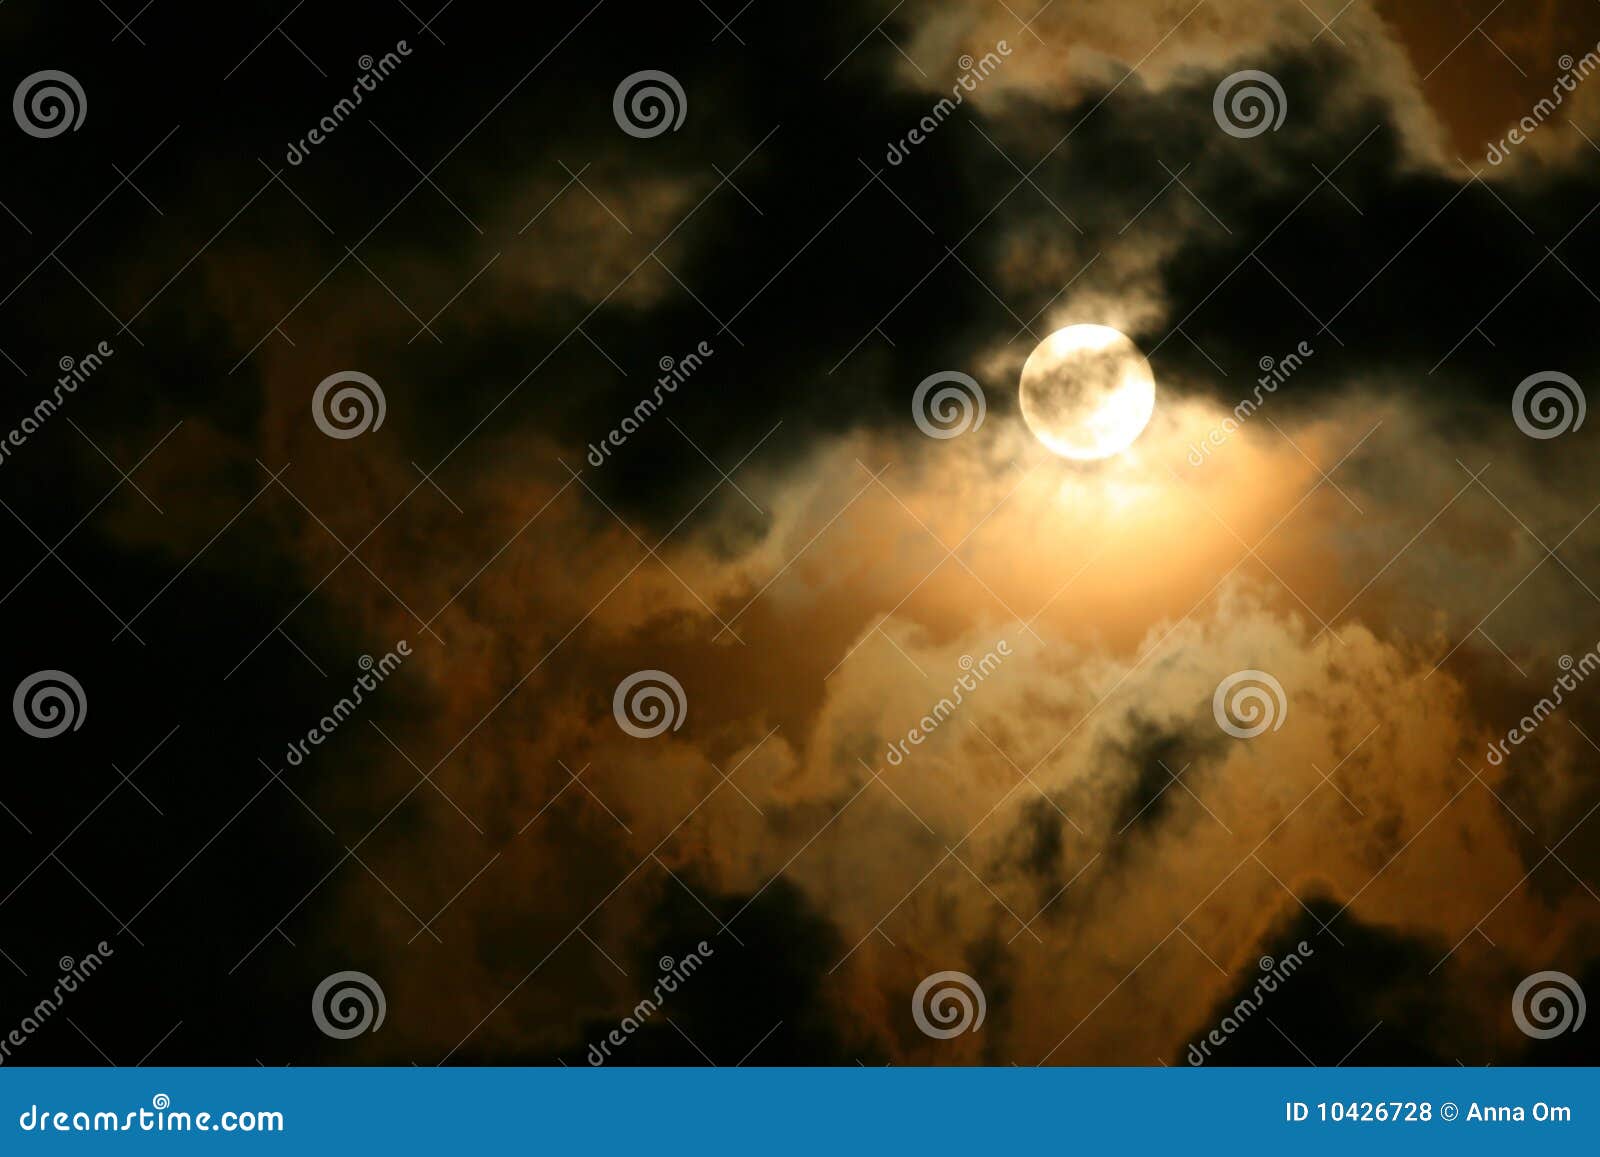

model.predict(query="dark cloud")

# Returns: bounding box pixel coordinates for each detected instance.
[1182,901,1457,1065]
[1105,715,1230,839]
[533,878,863,1067]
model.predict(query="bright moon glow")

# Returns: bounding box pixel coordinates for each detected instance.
[1019,325,1157,460]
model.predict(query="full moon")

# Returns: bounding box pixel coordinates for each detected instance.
[1019,325,1156,460]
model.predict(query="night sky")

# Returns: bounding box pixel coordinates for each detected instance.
[2,0,1599,1066]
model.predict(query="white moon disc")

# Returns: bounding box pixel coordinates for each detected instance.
[1018,325,1156,460]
